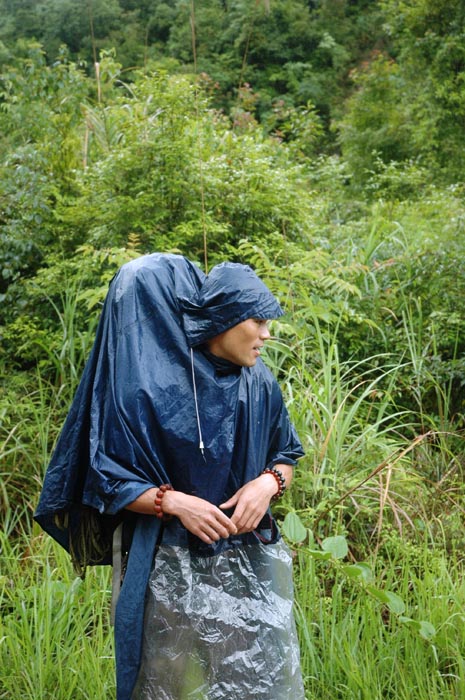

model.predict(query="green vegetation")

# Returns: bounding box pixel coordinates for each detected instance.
[1,1,465,698]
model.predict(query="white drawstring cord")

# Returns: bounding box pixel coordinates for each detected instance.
[190,347,206,460]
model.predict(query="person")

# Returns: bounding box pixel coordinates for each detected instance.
[35,253,305,700]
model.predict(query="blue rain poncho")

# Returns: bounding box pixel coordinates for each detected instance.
[35,253,305,700]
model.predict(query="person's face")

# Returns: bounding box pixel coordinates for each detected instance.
[207,318,271,367]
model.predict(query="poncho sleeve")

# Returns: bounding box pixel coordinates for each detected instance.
[265,377,304,468]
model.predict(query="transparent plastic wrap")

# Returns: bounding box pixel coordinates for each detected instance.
[132,540,304,700]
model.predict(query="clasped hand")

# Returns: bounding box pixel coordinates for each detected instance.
[163,474,277,544]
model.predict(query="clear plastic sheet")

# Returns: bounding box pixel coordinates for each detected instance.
[132,540,304,700]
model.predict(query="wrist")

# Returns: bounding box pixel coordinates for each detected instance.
[161,489,188,517]
[259,472,280,499]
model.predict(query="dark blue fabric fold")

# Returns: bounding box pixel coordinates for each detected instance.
[115,516,161,700]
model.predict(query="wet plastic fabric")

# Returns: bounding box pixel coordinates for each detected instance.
[132,541,304,700]
[34,253,304,700]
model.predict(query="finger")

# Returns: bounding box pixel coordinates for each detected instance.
[209,520,236,539]
[231,508,256,532]
[199,519,235,542]
[219,494,239,509]
[201,510,237,537]
[231,498,265,532]
[211,508,238,534]
[234,515,256,533]
[201,526,222,542]
[229,501,246,526]
[225,521,238,535]
[196,529,217,544]
[236,512,263,534]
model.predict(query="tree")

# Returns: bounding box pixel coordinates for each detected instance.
[338,0,465,181]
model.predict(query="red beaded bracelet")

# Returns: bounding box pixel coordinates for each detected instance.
[154,483,174,519]
[262,466,286,501]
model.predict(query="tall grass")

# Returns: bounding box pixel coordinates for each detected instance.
[293,535,465,700]
[0,529,114,700]
[269,314,423,548]
[275,310,465,699]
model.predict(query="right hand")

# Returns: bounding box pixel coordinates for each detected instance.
[163,491,237,544]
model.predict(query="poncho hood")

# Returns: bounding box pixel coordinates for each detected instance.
[180,262,284,347]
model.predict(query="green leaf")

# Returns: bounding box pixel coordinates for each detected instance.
[343,562,373,583]
[282,511,307,543]
[367,587,405,614]
[399,615,417,627]
[321,535,348,560]
[399,617,436,640]
[418,621,436,640]
[307,549,333,560]
[367,585,388,604]
[384,591,406,615]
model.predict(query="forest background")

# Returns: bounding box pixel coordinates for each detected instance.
[1,1,465,698]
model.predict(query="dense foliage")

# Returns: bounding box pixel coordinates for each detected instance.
[1,2,465,698]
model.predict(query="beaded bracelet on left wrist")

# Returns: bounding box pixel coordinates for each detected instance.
[262,466,286,501]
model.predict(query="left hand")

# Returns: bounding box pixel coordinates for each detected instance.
[219,473,279,534]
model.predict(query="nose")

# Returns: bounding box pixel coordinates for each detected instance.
[260,323,271,341]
